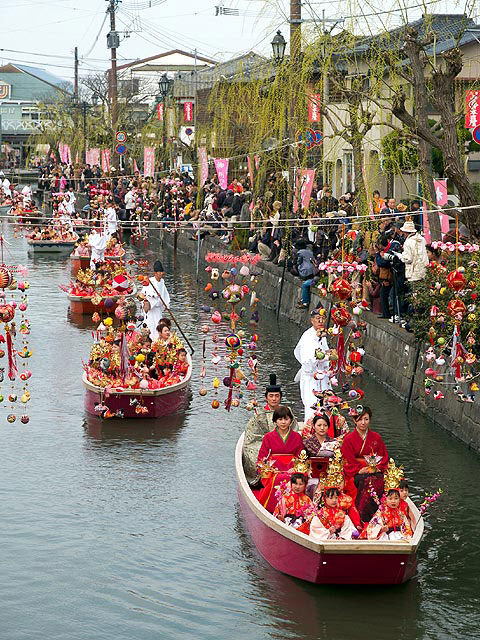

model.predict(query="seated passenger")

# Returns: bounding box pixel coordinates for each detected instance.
[309,487,357,541]
[174,348,189,377]
[362,460,413,541]
[273,473,314,528]
[254,406,304,512]
[398,479,416,531]
[303,413,335,457]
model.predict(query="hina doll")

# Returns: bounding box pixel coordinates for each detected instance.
[362,460,413,541]
[273,473,315,529]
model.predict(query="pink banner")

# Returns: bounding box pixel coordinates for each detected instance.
[293,169,315,213]
[65,144,71,164]
[157,103,164,121]
[254,154,259,170]
[58,143,66,163]
[247,156,253,187]
[214,158,229,190]
[101,149,111,173]
[86,148,100,167]
[144,146,155,177]
[184,101,193,122]
[134,160,139,173]
[198,147,208,187]
[434,179,448,206]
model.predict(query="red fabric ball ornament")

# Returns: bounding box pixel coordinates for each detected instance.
[331,277,352,301]
[350,351,362,363]
[446,270,466,292]
[112,274,130,292]
[0,304,15,323]
[447,298,466,318]
[331,306,351,327]
[0,267,13,289]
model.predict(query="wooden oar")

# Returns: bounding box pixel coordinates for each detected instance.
[144,277,195,355]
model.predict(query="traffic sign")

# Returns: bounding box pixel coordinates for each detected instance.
[473,126,480,144]
[115,131,127,143]
[115,143,127,155]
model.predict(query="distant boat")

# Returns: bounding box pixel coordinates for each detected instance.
[235,433,424,585]
[27,233,79,253]
[82,353,192,419]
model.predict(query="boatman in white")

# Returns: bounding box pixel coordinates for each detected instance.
[294,308,331,422]
[88,229,107,270]
[141,260,170,341]
[103,201,118,239]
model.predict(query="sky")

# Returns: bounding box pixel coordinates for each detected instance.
[0,0,468,85]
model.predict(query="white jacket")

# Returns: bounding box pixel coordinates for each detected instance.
[400,233,429,282]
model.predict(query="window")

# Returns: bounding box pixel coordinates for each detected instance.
[21,107,40,122]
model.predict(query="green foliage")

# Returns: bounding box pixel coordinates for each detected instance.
[381,130,418,175]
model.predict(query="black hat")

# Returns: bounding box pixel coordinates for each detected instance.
[153,260,164,272]
[265,373,282,395]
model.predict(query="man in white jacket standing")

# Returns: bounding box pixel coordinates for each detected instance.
[398,220,429,283]
[294,308,331,422]
[141,260,170,341]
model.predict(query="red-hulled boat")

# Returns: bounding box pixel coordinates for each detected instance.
[235,433,424,585]
[82,353,192,419]
[70,248,126,276]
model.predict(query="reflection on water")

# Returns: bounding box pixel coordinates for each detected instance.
[0,222,479,640]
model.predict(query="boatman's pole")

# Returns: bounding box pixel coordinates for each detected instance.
[145,277,195,355]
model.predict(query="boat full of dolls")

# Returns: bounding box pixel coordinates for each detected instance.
[70,239,126,276]
[235,433,424,585]
[83,353,192,419]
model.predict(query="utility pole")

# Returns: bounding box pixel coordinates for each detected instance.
[290,0,302,62]
[74,46,79,101]
[106,0,120,166]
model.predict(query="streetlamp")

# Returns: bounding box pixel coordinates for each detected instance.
[157,74,174,170]
[271,30,287,64]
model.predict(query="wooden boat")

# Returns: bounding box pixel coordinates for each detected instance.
[70,248,126,276]
[82,353,192,419]
[67,281,137,314]
[27,232,79,253]
[235,433,424,585]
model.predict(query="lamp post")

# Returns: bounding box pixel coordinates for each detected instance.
[271,30,287,64]
[157,73,174,170]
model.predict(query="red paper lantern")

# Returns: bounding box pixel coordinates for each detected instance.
[331,306,351,327]
[446,270,466,292]
[447,298,466,318]
[331,277,352,301]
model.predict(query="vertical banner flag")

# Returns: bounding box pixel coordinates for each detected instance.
[214,158,229,190]
[85,149,92,165]
[157,102,164,121]
[293,169,316,213]
[254,154,260,170]
[65,145,71,164]
[308,94,321,122]
[184,101,193,122]
[90,148,100,167]
[133,160,139,174]
[58,143,65,163]
[247,155,253,186]
[434,178,450,236]
[198,147,209,187]
[144,146,155,177]
[466,90,480,128]
[101,149,111,173]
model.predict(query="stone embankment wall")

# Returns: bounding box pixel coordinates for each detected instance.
[159,227,480,453]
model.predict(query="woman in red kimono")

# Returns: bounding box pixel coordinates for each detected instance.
[255,405,304,512]
[341,407,388,523]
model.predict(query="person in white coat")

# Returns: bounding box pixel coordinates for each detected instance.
[294,308,331,422]
[141,260,170,341]
[103,203,118,238]
[397,220,429,283]
[88,230,107,270]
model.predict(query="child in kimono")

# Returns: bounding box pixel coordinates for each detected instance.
[309,487,357,541]
[273,473,314,528]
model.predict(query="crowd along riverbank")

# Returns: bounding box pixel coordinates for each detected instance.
[157,226,480,453]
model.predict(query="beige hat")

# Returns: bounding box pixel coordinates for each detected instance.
[325,211,337,218]
[401,220,416,233]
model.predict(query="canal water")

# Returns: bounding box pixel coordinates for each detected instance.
[0,220,479,640]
